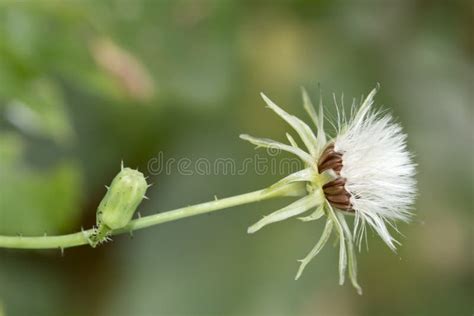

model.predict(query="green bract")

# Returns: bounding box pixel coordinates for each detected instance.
[97,166,148,230]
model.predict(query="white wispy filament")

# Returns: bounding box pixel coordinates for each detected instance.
[334,92,417,251]
[241,85,417,294]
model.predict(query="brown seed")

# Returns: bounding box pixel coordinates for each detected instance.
[318,144,335,168]
[330,202,353,211]
[319,157,343,173]
[318,143,354,212]
[323,177,346,189]
[326,193,351,205]
[323,185,346,196]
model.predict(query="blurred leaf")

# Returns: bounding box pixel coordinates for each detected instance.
[3,78,75,144]
[0,133,82,235]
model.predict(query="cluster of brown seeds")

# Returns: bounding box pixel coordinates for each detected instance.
[318,144,353,211]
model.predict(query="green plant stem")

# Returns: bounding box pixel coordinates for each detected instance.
[0,183,303,250]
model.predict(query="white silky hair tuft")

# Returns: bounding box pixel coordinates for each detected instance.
[334,92,417,251]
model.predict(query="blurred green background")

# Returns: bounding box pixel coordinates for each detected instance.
[0,0,472,315]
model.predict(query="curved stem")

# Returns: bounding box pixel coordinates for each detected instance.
[0,183,304,250]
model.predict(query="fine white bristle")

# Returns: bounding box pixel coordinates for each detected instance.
[334,89,417,250]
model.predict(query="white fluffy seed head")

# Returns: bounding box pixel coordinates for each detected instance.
[334,93,417,250]
[242,86,417,289]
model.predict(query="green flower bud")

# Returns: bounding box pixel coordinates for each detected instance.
[97,166,148,230]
